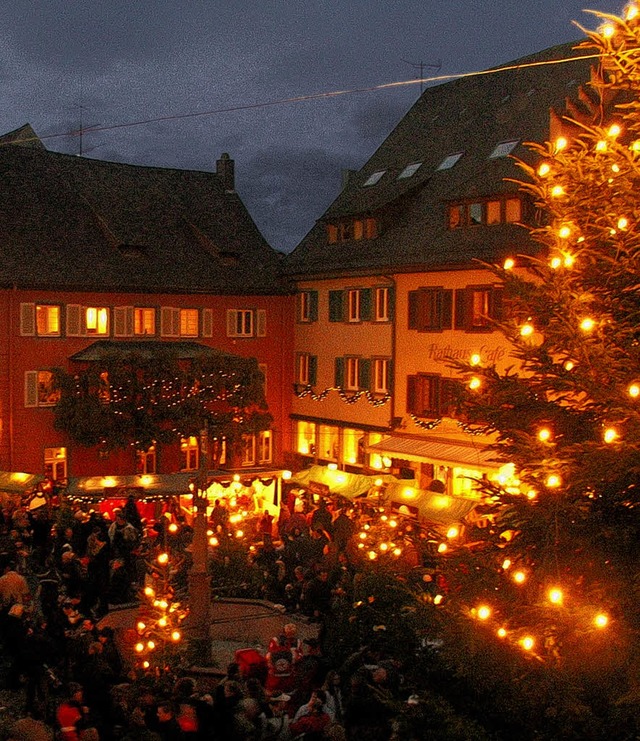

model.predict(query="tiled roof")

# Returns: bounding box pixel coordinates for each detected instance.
[285,42,594,277]
[69,340,238,362]
[0,131,289,294]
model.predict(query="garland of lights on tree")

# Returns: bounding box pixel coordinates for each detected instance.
[439,5,640,667]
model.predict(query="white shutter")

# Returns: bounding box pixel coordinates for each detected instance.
[202,308,213,338]
[226,309,237,337]
[66,305,82,336]
[256,309,266,337]
[114,306,134,337]
[161,307,180,337]
[20,303,36,336]
[25,371,38,407]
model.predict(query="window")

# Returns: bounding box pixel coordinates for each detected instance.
[398,162,422,179]
[329,289,371,322]
[134,308,156,336]
[44,447,67,482]
[327,217,379,244]
[295,353,317,386]
[342,429,365,466]
[454,285,504,331]
[407,374,460,418]
[258,430,272,464]
[227,309,254,337]
[437,152,463,171]
[373,358,391,394]
[180,436,199,471]
[490,140,519,158]
[298,291,318,323]
[241,435,256,467]
[447,197,523,229]
[180,309,199,337]
[408,288,453,332]
[318,425,339,461]
[25,371,60,408]
[85,307,109,335]
[335,356,371,391]
[363,170,385,186]
[296,421,316,456]
[374,286,391,322]
[136,445,157,474]
[36,305,60,336]
[347,290,361,322]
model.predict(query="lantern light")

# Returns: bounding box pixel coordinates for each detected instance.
[477,605,491,621]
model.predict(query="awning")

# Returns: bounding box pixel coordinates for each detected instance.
[65,472,195,500]
[291,465,396,500]
[386,482,478,526]
[70,340,238,362]
[0,471,44,494]
[366,436,499,469]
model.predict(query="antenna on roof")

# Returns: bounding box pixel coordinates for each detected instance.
[67,77,101,156]
[401,59,442,94]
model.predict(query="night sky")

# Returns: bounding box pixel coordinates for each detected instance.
[0,0,621,253]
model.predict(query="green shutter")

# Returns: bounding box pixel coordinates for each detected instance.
[408,291,419,329]
[309,291,319,322]
[359,358,371,390]
[454,290,467,330]
[492,286,504,321]
[334,357,345,387]
[360,289,372,321]
[407,375,417,414]
[387,286,395,321]
[309,355,318,386]
[387,359,394,392]
[441,290,453,329]
[328,290,344,322]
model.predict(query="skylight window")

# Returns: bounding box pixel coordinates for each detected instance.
[489,140,519,159]
[398,162,422,179]
[436,152,463,171]
[363,170,386,186]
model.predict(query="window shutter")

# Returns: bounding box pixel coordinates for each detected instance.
[387,360,394,392]
[114,307,133,337]
[441,290,453,329]
[226,309,237,337]
[334,357,345,387]
[25,371,38,407]
[408,291,419,329]
[442,379,459,417]
[161,307,180,337]
[66,305,82,337]
[308,355,318,386]
[20,303,36,336]
[387,286,395,321]
[202,308,214,337]
[454,290,467,330]
[328,291,344,322]
[359,358,371,390]
[256,309,267,337]
[406,375,417,414]
[359,289,372,321]
[309,291,318,322]
[492,287,504,321]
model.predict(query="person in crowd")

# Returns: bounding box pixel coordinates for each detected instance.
[156,700,185,741]
[56,682,90,741]
[289,689,331,738]
[265,623,302,694]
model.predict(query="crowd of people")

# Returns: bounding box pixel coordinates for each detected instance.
[0,490,433,740]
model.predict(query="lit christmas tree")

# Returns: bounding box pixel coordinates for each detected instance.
[438,4,640,727]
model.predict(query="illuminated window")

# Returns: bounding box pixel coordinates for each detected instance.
[258,430,272,464]
[374,287,391,322]
[298,291,318,323]
[85,307,109,335]
[44,447,67,481]
[486,200,501,225]
[368,432,390,471]
[180,436,199,471]
[227,309,254,337]
[373,358,390,394]
[342,428,365,466]
[180,309,199,337]
[296,421,316,456]
[454,285,504,331]
[318,425,339,461]
[327,217,378,244]
[25,371,60,407]
[134,308,156,335]
[136,445,156,474]
[347,290,361,322]
[447,197,523,228]
[505,197,522,223]
[36,305,60,336]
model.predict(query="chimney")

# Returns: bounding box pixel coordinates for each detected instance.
[216,152,235,192]
[341,168,357,190]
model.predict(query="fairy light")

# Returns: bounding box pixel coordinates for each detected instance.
[628,383,640,398]
[596,140,607,152]
[513,570,527,584]
[503,257,515,270]
[157,552,169,565]
[580,317,595,332]
[538,427,552,442]
[477,605,491,620]
[171,630,182,641]
[548,588,563,605]
[470,353,482,366]
[468,376,482,390]
[446,526,460,539]
[520,323,534,338]
[594,613,609,628]
[550,256,562,269]
[438,542,448,554]
[497,627,507,638]
[564,360,575,371]
[604,427,618,443]
[627,4,639,21]
[551,185,564,197]
[502,558,512,570]
[520,636,535,651]
[558,225,571,239]
[601,23,616,38]
[538,162,551,177]
[434,594,444,605]
[546,474,561,488]
[608,123,622,137]
[564,254,574,268]
[555,137,568,152]
[617,217,628,230]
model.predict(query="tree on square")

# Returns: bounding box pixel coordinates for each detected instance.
[435,4,640,733]
[52,347,271,455]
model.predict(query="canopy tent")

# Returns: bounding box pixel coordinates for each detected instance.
[291,465,398,501]
[0,471,44,494]
[64,472,195,501]
[386,482,478,526]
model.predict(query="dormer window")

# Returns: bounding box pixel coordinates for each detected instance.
[327,217,379,244]
[437,152,463,171]
[447,196,522,229]
[362,170,386,186]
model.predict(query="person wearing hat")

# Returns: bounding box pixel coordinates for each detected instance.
[263,692,292,740]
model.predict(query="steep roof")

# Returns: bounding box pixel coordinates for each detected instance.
[285,41,595,278]
[0,132,288,294]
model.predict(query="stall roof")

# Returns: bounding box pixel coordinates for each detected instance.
[65,472,196,499]
[0,471,44,494]
[386,482,478,526]
[291,465,395,500]
[367,436,499,469]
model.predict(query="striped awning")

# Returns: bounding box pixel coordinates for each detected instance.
[366,436,499,469]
